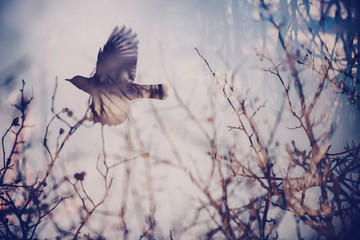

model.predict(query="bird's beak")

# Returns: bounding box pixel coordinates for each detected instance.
[65,79,71,81]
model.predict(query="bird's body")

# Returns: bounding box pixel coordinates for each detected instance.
[67,26,168,126]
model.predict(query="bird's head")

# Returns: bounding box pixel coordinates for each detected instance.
[66,75,90,92]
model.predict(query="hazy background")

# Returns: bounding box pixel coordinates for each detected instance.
[1,0,359,239]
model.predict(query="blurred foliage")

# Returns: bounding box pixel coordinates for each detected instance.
[1,1,359,239]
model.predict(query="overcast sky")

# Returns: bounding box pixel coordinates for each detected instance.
[1,1,359,238]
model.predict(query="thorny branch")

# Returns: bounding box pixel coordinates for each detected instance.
[187,42,358,239]
[0,80,72,239]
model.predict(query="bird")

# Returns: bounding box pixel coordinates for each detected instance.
[66,26,168,126]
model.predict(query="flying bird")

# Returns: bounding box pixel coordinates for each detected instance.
[66,26,168,126]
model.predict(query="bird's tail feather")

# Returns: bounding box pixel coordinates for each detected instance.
[125,83,169,100]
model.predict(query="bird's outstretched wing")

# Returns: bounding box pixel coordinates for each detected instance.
[95,26,138,84]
